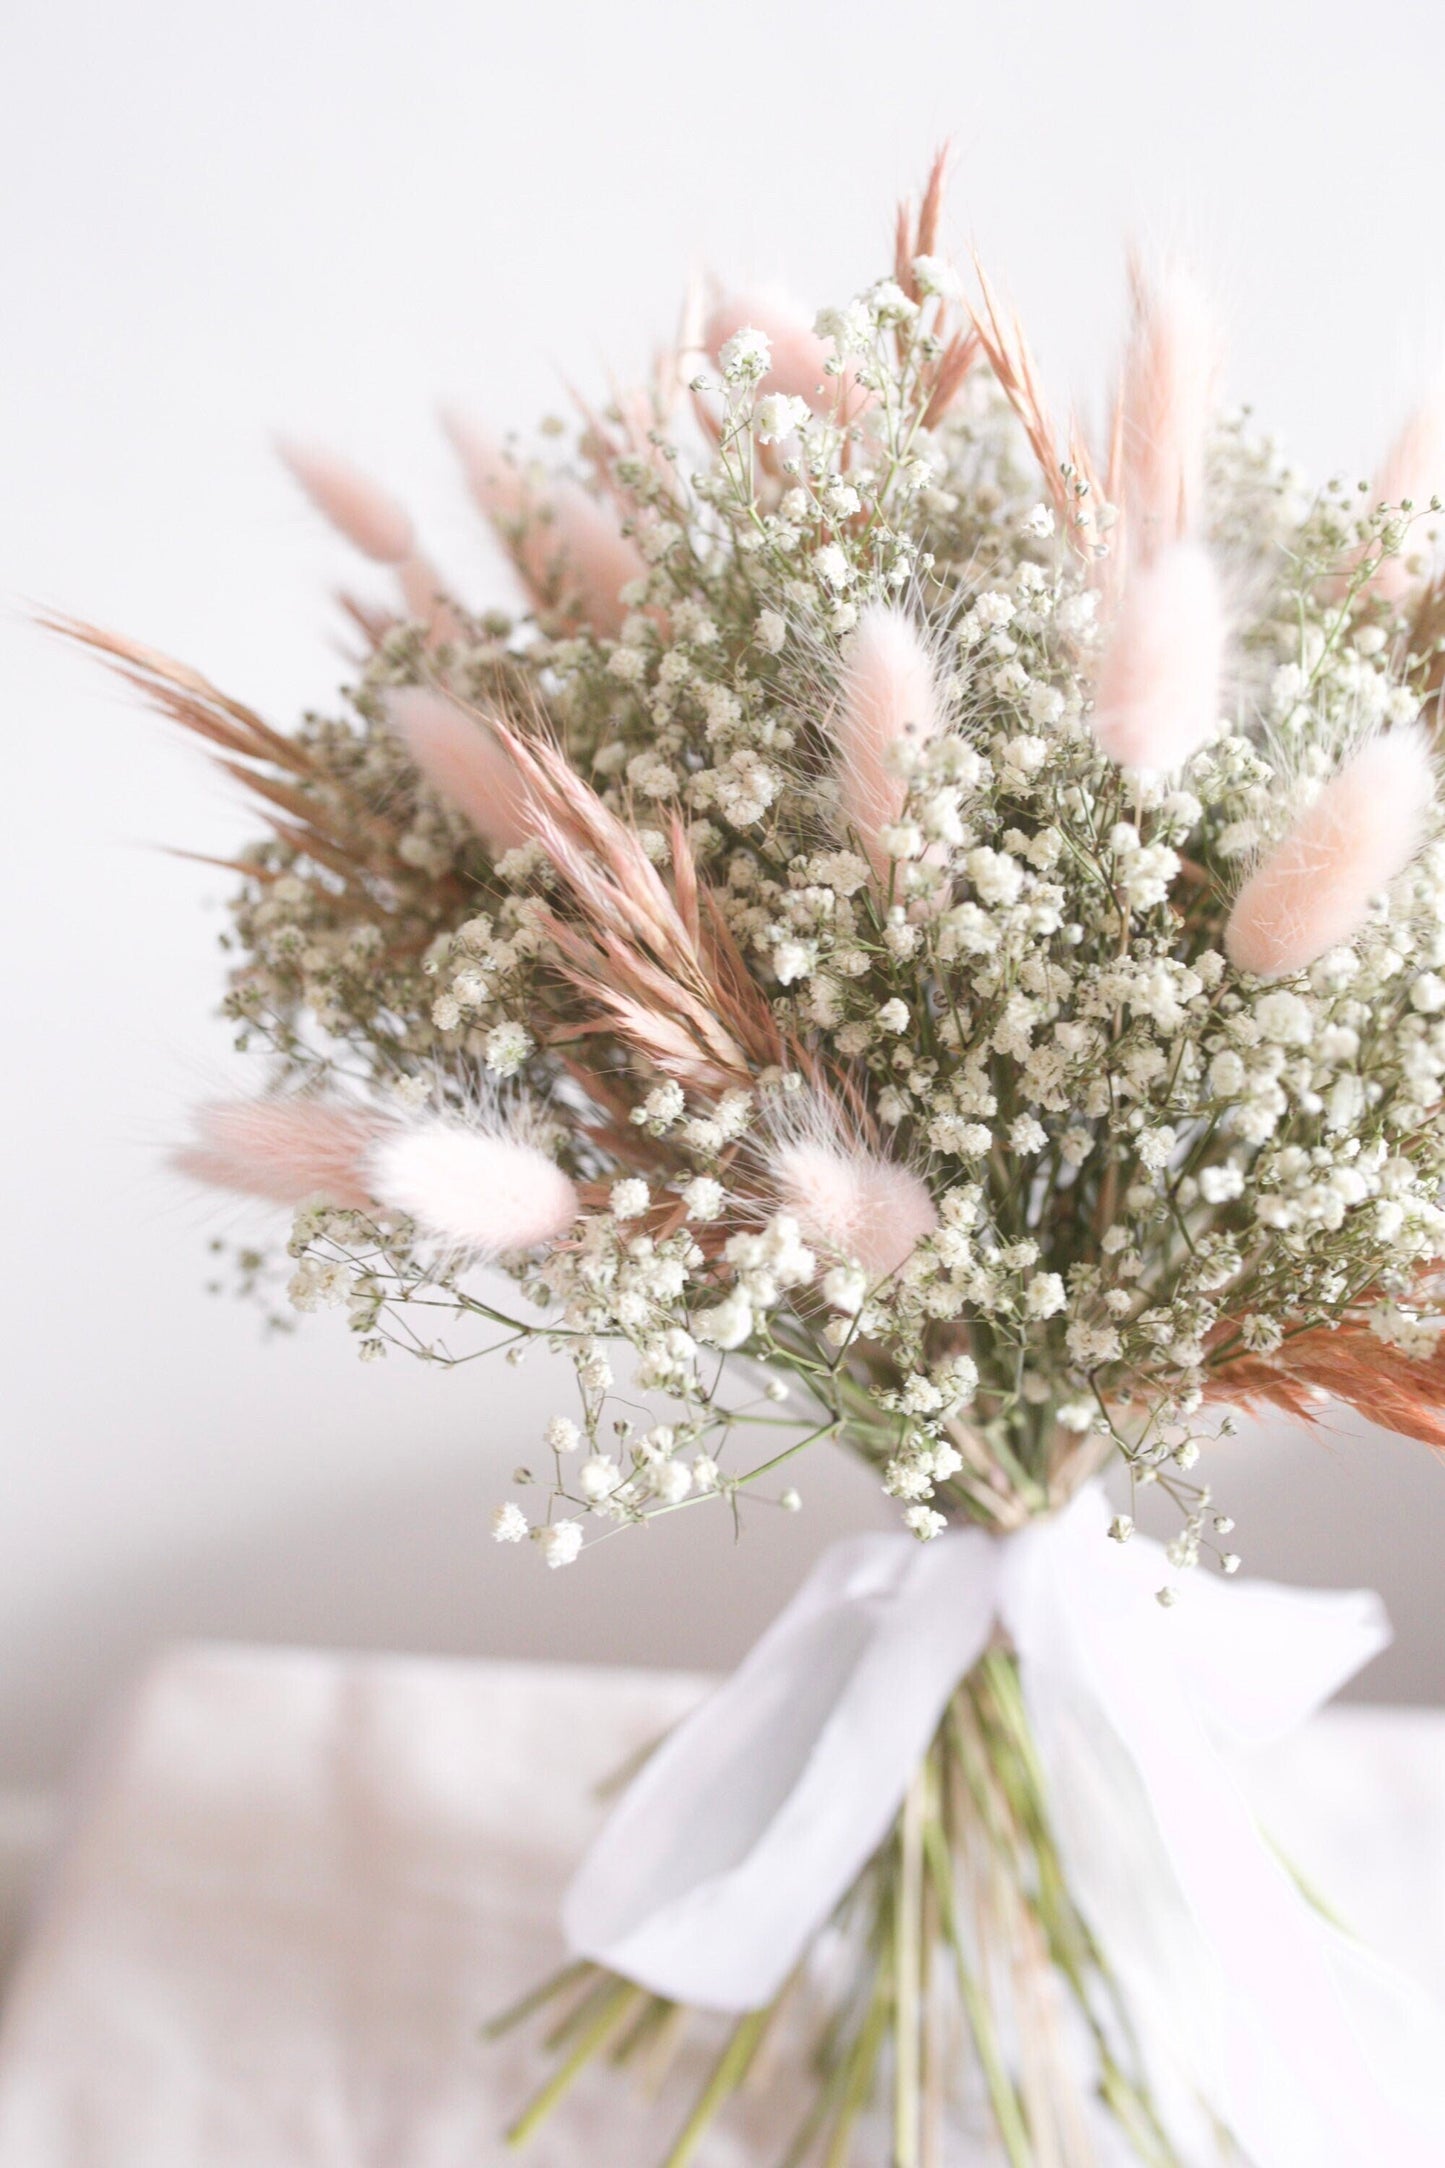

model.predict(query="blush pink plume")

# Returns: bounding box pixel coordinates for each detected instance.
[1362,389,1445,604]
[441,410,644,637]
[1117,265,1222,554]
[276,439,415,565]
[395,551,464,643]
[706,292,827,407]
[1091,540,1225,772]
[773,1138,938,1281]
[1225,729,1436,978]
[384,687,535,856]
[365,1121,579,1254]
[175,1100,384,1209]
[835,603,944,876]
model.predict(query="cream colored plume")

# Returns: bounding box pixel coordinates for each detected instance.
[366,1118,579,1254]
[1224,729,1435,978]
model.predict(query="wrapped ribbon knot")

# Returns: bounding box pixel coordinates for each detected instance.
[565,1483,1445,2165]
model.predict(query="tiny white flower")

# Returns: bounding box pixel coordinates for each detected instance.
[537,1521,584,1569]
[491,1503,528,1544]
[1024,1272,1066,1319]
[578,1454,621,1504]
[718,326,771,383]
[755,393,811,444]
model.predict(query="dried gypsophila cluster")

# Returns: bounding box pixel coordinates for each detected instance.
[76,153,1445,1595]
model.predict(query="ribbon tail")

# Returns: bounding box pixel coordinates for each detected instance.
[563,1527,1001,2011]
[1003,1486,1444,2165]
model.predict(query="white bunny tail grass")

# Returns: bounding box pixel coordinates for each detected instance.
[383,686,536,855]
[175,1098,385,1209]
[1091,541,1225,772]
[835,601,945,877]
[1225,727,1436,978]
[365,1117,579,1255]
[275,438,415,564]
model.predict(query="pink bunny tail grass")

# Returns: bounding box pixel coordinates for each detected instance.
[1118,263,1223,553]
[365,1120,578,1254]
[383,686,535,856]
[1091,540,1225,771]
[276,439,415,565]
[174,1100,384,1210]
[395,553,465,644]
[1365,391,1445,604]
[835,602,944,876]
[703,291,868,420]
[442,409,643,637]
[772,1138,938,1281]
[1225,728,1436,978]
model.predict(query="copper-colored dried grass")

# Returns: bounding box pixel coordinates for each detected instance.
[1209,1311,1445,1452]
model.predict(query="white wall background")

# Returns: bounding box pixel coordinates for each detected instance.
[5,0,1445,1789]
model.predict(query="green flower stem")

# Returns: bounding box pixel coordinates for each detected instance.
[505,1977,643,2147]
[658,2005,772,2168]
[922,1818,1034,2168]
[892,1762,927,2168]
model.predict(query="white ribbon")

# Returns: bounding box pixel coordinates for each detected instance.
[564,1483,1445,2164]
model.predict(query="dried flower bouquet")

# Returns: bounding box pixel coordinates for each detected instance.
[73,150,1445,2163]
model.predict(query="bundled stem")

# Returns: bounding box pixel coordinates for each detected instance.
[492,1645,1197,2167]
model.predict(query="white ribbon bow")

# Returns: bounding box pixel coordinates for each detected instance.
[564,1483,1445,2165]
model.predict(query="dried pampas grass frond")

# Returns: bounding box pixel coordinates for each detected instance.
[482,724,784,1090]
[967,259,1106,558]
[1210,1309,1445,1453]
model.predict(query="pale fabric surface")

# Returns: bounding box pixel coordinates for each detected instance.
[0,1646,1442,2166]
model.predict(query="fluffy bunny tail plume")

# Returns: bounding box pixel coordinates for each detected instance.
[835,603,944,876]
[1091,541,1225,771]
[366,1119,578,1254]
[704,291,864,418]
[772,1138,938,1282]
[176,1100,383,1209]
[276,439,415,565]
[1366,388,1445,604]
[1225,728,1435,978]
[442,410,644,637]
[1118,264,1222,553]
[384,687,535,855]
